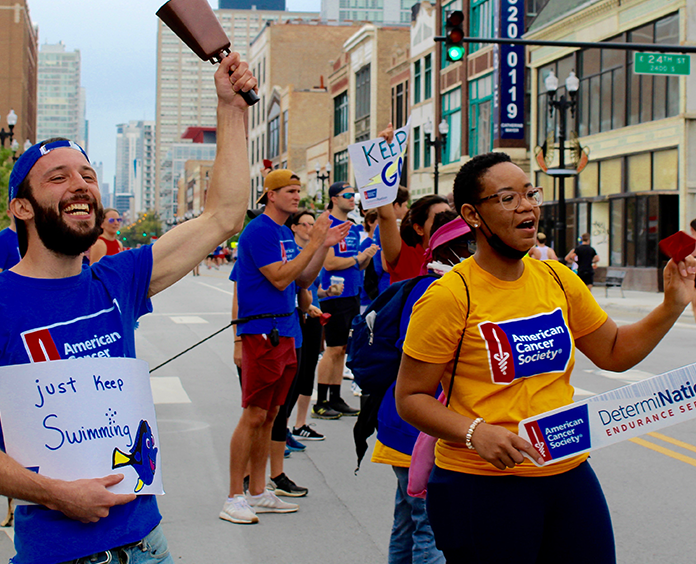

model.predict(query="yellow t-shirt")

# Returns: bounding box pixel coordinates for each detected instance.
[402,257,607,477]
[371,439,412,468]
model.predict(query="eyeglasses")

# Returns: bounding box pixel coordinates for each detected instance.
[338,193,355,200]
[107,218,123,224]
[476,188,543,211]
[297,222,314,228]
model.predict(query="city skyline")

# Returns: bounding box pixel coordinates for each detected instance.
[26,0,320,197]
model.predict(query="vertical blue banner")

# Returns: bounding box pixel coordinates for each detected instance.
[498,0,525,140]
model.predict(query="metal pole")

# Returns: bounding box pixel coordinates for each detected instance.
[557,96,567,258]
[433,138,439,195]
[435,35,696,54]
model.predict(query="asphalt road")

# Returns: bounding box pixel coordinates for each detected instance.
[2,264,696,563]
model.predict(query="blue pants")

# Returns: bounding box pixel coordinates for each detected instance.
[426,461,615,564]
[389,466,445,564]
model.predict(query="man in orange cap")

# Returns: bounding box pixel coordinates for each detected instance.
[222,170,350,524]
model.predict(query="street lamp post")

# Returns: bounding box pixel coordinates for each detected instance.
[0,109,18,147]
[423,118,449,195]
[10,139,19,162]
[544,70,579,258]
[315,161,331,205]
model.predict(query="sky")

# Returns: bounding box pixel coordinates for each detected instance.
[27,0,320,189]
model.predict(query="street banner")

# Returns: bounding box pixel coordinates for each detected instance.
[0,358,164,499]
[518,363,696,466]
[348,118,410,210]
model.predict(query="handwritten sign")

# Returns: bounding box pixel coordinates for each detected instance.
[518,363,696,466]
[348,118,410,210]
[0,358,163,498]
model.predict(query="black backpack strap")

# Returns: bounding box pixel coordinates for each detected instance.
[446,271,470,407]
[541,260,569,316]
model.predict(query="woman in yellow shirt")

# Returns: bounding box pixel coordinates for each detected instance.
[396,152,696,564]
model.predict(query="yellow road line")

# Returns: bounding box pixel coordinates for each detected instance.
[630,437,696,468]
[646,432,696,455]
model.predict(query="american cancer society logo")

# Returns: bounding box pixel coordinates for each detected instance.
[523,404,591,463]
[364,189,378,200]
[479,308,572,384]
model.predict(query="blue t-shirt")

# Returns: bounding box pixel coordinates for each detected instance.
[372,226,390,295]
[232,214,301,339]
[0,246,161,564]
[0,227,20,271]
[359,236,374,306]
[320,216,362,300]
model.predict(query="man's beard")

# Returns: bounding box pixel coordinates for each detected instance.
[27,193,105,257]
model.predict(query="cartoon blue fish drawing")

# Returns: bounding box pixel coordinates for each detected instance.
[111,420,158,493]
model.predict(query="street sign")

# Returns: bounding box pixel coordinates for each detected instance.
[634,52,690,76]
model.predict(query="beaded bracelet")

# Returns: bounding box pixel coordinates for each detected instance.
[465,417,485,450]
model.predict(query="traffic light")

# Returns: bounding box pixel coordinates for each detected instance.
[445,10,465,62]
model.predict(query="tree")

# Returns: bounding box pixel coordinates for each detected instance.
[0,147,14,230]
[118,211,162,248]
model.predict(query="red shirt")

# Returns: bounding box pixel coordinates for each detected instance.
[98,236,122,256]
[387,241,425,283]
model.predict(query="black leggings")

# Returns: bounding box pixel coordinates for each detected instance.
[296,315,322,397]
[427,461,615,564]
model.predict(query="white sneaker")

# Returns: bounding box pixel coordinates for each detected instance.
[351,381,362,397]
[246,489,299,513]
[219,495,259,524]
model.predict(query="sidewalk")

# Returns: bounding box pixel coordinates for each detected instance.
[591,287,695,321]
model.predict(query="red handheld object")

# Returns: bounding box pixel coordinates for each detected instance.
[659,231,696,263]
[319,313,332,326]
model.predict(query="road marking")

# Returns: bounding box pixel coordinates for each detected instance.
[630,437,696,468]
[150,377,192,404]
[646,431,696,455]
[196,281,233,296]
[169,316,208,324]
[586,368,654,383]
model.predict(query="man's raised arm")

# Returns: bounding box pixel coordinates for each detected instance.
[149,52,257,297]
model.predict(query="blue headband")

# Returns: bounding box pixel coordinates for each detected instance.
[8,140,90,202]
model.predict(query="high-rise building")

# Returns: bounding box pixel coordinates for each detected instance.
[0,0,37,147]
[321,0,412,25]
[155,7,318,221]
[114,120,156,221]
[37,42,87,148]
[219,0,285,10]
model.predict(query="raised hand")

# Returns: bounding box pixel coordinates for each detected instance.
[215,52,257,109]
[325,221,352,248]
[663,255,696,313]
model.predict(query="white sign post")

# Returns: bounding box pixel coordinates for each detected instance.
[519,363,696,466]
[348,119,411,210]
[0,358,164,498]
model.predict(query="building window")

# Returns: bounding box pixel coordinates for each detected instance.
[355,65,371,120]
[414,59,421,104]
[334,91,349,135]
[334,149,349,182]
[413,125,421,170]
[537,12,679,143]
[282,110,288,153]
[442,87,462,165]
[469,75,493,157]
[424,54,432,100]
[470,0,493,53]
[268,116,280,158]
[393,83,406,129]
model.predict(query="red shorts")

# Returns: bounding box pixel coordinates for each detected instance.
[241,334,297,410]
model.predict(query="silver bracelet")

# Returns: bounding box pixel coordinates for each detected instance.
[465,417,485,450]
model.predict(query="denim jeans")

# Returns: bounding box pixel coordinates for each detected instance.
[389,466,444,564]
[59,524,173,564]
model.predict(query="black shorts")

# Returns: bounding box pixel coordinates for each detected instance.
[320,295,360,347]
[578,269,594,286]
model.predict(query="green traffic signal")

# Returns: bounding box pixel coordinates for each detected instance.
[445,10,465,63]
[447,45,465,62]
